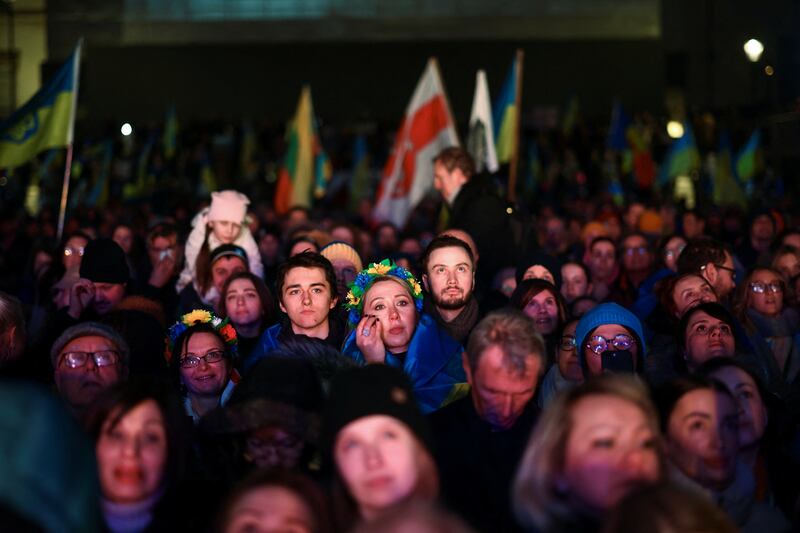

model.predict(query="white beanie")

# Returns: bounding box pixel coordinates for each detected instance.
[208,190,249,223]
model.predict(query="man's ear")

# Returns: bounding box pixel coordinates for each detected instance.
[461,351,474,386]
[422,274,429,293]
[329,295,338,309]
[702,263,718,284]
[279,300,287,314]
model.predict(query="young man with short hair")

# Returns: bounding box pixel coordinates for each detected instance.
[249,252,344,370]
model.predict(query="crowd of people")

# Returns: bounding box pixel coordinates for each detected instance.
[0,143,799,533]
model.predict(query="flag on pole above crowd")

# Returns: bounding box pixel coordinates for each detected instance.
[373,58,459,227]
[0,42,81,168]
[657,122,699,187]
[274,85,331,215]
[735,129,762,188]
[466,70,498,174]
[493,56,520,165]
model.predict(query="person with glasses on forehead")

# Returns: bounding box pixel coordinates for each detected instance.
[574,302,646,378]
[166,309,238,423]
[51,322,130,421]
[734,268,800,386]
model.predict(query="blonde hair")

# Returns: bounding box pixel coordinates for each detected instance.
[513,375,662,531]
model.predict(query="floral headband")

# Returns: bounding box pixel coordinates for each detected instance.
[165,309,238,363]
[344,259,424,326]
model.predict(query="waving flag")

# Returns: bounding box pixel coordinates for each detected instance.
[735,129,762,190]
[657,122,699,187]
[493,57,520,164]
[467,70,498,173]
[274,85,330,214]
[373,58,459,227]
[0,43,81,168]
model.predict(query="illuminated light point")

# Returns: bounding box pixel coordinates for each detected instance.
[666,121,684,139]
[506,207,513,214]
[743,39,764,62]
[764,65,774,76]
[120,123,133,136]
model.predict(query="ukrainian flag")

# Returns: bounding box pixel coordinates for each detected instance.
[0,43,81,169]
[657,122,700,187]
[492,56,519,164]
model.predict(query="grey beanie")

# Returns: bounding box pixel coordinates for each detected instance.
[51,322,130,369]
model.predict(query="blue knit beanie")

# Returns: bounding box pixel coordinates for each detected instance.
[575,302,646,356]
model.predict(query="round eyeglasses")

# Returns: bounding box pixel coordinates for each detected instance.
[586,334,636,355]
[749,281,782,294]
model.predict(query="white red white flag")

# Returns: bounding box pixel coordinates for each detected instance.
[372,58,459,228]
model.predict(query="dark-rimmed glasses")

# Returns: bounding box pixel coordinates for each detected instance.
[180,350,225,369]
[59,350,119,369]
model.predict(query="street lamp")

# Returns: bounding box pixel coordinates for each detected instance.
[743,39,764,62]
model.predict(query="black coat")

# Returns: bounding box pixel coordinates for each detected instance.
[448,174,517,288]
[429,394,538,533]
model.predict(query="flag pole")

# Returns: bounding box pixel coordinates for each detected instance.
[56,39,83,242]
[507,48,524,203]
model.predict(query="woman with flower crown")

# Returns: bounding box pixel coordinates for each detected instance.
[165,309,239,423]
[342,259,467,413]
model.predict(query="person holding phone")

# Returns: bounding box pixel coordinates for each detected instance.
[574,302,647,378]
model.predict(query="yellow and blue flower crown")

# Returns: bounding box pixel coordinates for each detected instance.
[343,259,424,326]
[164,309,238,363]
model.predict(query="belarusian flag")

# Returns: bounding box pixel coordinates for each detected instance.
[373,58,459,227]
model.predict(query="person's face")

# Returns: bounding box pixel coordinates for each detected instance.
[33,250,53,280]
[750,215,774,242]
[559,395,660,512]
[557,321,583,382]
[465,345,541,431]
[224,486,315,533]
[684,311,735,369]
[147,235,177,267]
[92,282,126,315]
[244,425,305,469]
[63,236,88,270]
[682,213,705,239]
[522,265,556,285]
[179,332,230,398]
[523,290,560,335]
[663,236,687,272]
[399,238,422,258]
[588,241,616,281]
[363,280,417,353]
[112,226,134,255]
[709,366,768,450]
[672,275,717,318]
[561,264,590,303]
[54,335,123,412]
[432,161,467,201]
[621,235,652,273]
[666,389,739,491]
[331,259,358,299]
[708,252,736,299]
[376,227,398,252]
[334,415,423,517]
[582,324,639,377]
[774,253,800,281]
[279,267,336,333]
[331,226,356,246]
[96,400,167,504]
[259,233,281,261]
[783,234,800,251]
[209,220,242,245]
[748,270,784,317]
[212,256,248,293]
[424,247,475,311]
[225,278,262,328]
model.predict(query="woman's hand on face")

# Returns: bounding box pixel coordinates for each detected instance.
[355,314,385,364]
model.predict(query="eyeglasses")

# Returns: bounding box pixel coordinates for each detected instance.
[63,246,85,257]
[180,350,225,369]
[714,264,737,281]
[559,335,577,351]
[749,281,783,294]
[624,247,649,256]
[59,350,119,369]
[586,334,636,355]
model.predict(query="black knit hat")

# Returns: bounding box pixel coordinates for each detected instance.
[79,238,129,284]
[321,365,433,456]
[209,243,248,265]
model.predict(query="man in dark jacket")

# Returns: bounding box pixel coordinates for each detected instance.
[429,309,544,532]
[433,147,516,289]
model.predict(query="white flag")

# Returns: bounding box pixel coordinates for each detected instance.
[466,70,498,173]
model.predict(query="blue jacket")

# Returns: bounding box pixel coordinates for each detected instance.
[341,313,468,413]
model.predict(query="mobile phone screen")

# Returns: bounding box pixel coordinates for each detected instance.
[601,350,635,373]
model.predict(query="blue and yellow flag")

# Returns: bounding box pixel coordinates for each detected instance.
[492,56,519,164]
[735,129,762,185]
[0,43,81,168]
[657,122,700,187]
